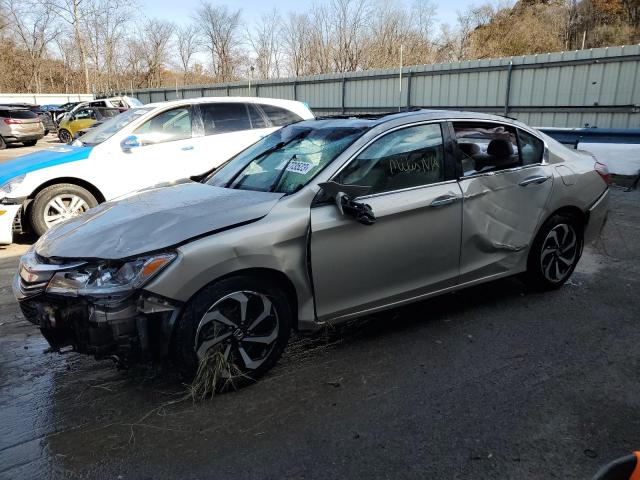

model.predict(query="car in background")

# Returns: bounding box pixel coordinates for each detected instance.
[11,110,609,384]
[57,107,121,143]
[0,107,44,150]
[49,102,82,124]
[0,103,56,135]
[0,97,313,242]
[63,96,141,119]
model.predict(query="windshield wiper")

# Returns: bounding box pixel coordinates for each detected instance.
[227,130,311,189]
[269,154,300,192]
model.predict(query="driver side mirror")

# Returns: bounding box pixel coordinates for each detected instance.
[121,135,142,153]
[318,181,376,225]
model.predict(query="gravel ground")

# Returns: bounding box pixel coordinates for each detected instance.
[0,187,638,480]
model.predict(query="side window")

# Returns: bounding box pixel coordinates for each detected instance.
[259,104,303,127]
[75,108,94,120]
[200,103,250,135]
[454,122,520,176]
[247,104,268,129]
[518,129,544,165]
[134,106,193,144]
[335,123,445,195]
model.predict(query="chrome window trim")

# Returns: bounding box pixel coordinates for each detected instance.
[356,179,459,200]
[329,120,449,198]
[458,163,549,181]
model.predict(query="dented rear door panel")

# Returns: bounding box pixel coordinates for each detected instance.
[458,165,554,283]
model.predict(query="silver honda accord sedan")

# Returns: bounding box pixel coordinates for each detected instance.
[14,110,609,385]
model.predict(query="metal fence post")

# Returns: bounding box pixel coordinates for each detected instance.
[341,76,346,114]
[293,80,298,101]
[504,62,513,116]
[406,69,412,111]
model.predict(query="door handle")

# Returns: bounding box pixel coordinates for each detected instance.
[430,195,459,207]
[519,175,550,187]
[181,145,194,151]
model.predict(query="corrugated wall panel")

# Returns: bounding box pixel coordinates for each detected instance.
[128,45,640,128]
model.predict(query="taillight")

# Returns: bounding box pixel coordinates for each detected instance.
[3,118,23,125]
[594,160,610,185]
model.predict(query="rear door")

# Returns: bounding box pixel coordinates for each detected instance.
[310,122,462,321]
[452,121,554,283]
[196,102,267,171]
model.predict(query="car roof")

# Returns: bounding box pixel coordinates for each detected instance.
[301,109,527,129]
[143,96,308,110]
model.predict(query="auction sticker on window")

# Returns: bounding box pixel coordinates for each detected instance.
[285,160,314,174]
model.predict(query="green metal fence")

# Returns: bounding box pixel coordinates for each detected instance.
[124,45,640,129]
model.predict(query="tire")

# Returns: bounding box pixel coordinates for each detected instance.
[30,183,98,236]
[0,136,5,150]
[23,140,37,147]
[524,213,583,291]
[58,129,72,143]
[172,275,292,391]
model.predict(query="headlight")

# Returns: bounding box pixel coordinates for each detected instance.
[0,174,26,195]
[46,252,176,297]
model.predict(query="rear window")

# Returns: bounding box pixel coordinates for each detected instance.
[9,110,38,119]
[259,104,303,126]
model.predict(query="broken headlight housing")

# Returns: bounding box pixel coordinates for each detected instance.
[46,252,177,298]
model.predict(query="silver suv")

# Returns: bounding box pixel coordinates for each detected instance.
[0,108,44,149]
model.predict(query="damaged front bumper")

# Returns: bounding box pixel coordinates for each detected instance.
[13,254,181,364]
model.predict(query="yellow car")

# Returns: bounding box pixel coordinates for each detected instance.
[57,107,121,143]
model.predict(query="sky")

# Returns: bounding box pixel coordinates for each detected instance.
[137,0,470,29]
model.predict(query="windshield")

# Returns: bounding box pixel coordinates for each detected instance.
[206,123,368,194]
[75,107,153,146]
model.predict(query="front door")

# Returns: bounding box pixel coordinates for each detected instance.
[310,122,463,321]
[117,105,203,194]
[452,122,554,283]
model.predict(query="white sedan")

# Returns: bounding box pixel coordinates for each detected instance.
[0,97,314,243]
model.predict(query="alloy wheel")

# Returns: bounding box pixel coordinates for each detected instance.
[194,291,279,372]
[58,130,72,143]
[540,223,578,283]
[43,194,89,229]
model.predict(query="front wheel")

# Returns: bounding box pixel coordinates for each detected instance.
[29,183,98,236]
[23,140,37,147]
[172,275,292,391]
[524,213,583,290]
[58,129,72,143]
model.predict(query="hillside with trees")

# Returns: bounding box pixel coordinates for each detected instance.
[0,0,638,94]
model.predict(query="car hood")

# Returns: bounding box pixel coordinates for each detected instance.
[35,182,285,260]
[0,145,92,185]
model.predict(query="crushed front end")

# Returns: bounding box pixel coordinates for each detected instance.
[13,248,180,366]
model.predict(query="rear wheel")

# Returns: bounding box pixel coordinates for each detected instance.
[173,275,292,391]
[58,129,72,143]
[23,140,37,147]
[524,213,583,290]
[0,136,5,150]
[30,183,98,236]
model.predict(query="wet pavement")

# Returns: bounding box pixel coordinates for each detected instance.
[1,187,639,480]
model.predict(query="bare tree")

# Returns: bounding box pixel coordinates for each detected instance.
[247,9,283,79]
[194,2,242,81]
[2,0,59,92]
[44,0,92,92]
[176,23,199,84]
[136,19,175,88]
[283,13,314,76]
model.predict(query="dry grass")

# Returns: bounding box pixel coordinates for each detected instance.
[187,348,246,401]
